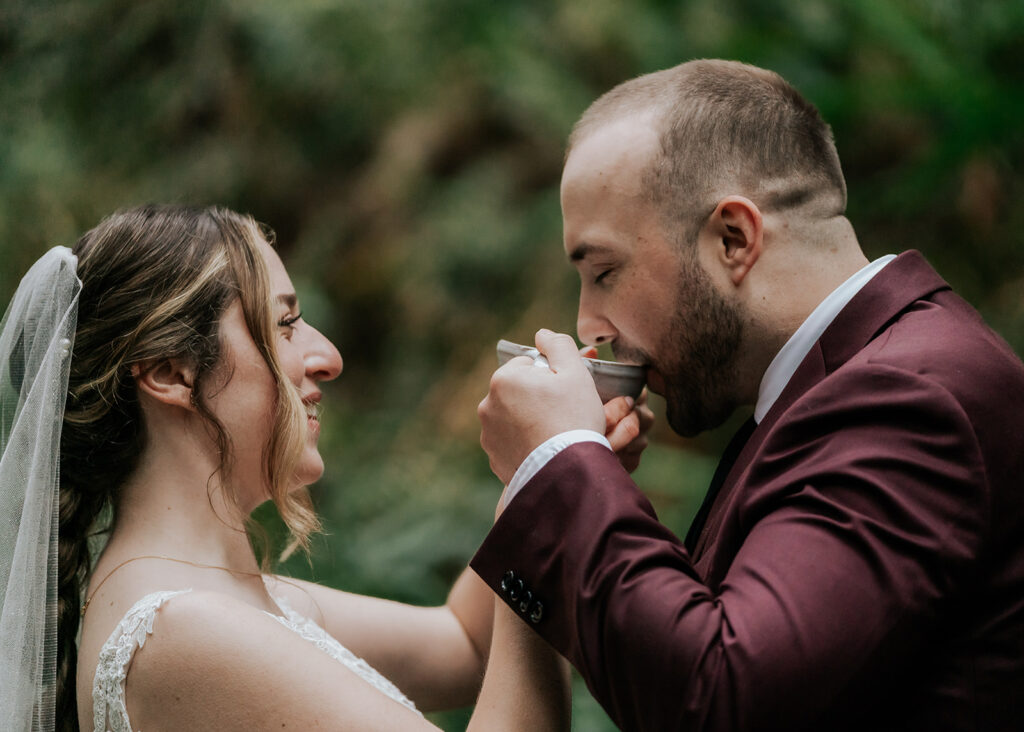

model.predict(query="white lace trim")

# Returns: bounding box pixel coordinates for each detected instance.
[267,594,420,714]
[90,588,420,731]
[92,590,189,732]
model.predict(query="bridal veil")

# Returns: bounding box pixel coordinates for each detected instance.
[0,247,80,731]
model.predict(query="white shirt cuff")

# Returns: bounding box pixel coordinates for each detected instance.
[503,430,612,507]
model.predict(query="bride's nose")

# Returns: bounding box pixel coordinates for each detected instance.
[304,327,343,382]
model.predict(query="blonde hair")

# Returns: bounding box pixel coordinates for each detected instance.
[569,59,848,246]
[56,205,316,729]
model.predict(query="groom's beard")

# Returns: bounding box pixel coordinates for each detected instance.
[616,258,744,438]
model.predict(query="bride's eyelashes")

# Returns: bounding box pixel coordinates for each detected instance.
[278,312,303,332]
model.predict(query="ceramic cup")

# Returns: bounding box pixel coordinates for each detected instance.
[496,339,646,403]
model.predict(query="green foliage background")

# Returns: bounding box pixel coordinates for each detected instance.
[2,1,1022,728]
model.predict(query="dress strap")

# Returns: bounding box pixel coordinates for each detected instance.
[92,589,191,732]
[266,593,421,715]
[91,586,421,730]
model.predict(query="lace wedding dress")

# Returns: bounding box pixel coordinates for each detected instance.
[91,588,421,732]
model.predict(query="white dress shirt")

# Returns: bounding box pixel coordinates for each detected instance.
[502,255,896,506]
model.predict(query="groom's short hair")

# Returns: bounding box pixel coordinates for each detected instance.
[567,59,848,246]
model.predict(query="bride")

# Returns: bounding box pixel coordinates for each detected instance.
[0,205,648,731]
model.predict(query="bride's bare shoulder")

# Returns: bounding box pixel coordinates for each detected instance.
[127,588,279,672]
[120,590,431,730]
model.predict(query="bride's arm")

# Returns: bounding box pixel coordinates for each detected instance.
[469,598,571,731]
[268,568,492,710]
[124,589,568,731]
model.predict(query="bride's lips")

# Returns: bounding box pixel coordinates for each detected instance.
[302,393,321,437]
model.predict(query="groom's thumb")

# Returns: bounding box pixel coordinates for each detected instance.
[535,329,586,374]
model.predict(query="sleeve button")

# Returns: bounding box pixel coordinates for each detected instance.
[528,601,544,624]
[508,578,524,601]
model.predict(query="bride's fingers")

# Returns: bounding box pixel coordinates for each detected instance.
[579,345,598,359]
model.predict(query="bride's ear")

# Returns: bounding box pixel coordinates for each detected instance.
[132,358,196,410]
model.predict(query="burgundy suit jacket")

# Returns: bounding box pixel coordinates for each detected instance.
[471,252,1024,731]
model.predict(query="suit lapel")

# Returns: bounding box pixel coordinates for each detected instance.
[817,250,950,372]
[690,251,951,566]
[685,415,757,553]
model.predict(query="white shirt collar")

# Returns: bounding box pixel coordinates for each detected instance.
[754,254,897,423]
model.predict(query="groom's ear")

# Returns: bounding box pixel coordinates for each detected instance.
[704,195,764,287]
[132,358,196,410]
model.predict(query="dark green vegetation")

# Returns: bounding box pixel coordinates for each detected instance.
[2,1,1021,728]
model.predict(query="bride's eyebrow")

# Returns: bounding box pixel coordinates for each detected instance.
[276,293,298,309]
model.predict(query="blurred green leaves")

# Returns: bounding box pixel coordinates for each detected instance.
[2,1,1022,728]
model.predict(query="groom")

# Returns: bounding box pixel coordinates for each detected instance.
[472,60,1024,730]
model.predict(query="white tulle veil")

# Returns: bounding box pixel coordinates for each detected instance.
[0,247,80,731]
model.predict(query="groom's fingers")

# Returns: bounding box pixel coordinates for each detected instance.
[605,392,653,472]
[480,330,606,484]
[606,410,641,453]
[501,354,537,371]
[635,391,655,435]
[603,395,636,433]
[535,329,588,376]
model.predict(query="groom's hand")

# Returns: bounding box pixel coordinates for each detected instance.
[478,329,605,485]
[604,388,654,473]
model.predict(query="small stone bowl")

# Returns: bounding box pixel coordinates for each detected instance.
[496,339,646,403]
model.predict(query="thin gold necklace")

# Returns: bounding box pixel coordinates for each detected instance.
[81,555,264,615]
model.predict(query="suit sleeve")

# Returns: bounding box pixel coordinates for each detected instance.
[470,365,990,731]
